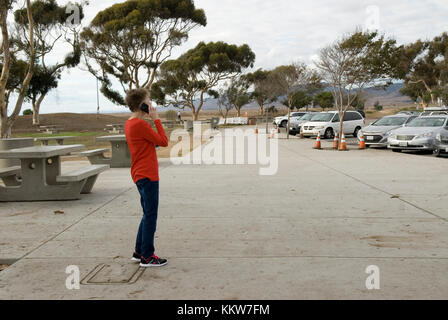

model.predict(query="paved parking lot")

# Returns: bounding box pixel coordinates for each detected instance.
[0,130,447,299]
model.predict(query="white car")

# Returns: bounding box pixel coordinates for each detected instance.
[301,111,365,139]
[274,112,307,128]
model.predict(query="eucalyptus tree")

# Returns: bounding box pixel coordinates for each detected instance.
[245,69,278,115]
[151,41,256,121]
[0,0,35,138]
[218,77,251,123]
[315,30,401,146]
[81,0,207,106]
[13,0,84,125]
[399,33,448,109]
[270,63,322,139]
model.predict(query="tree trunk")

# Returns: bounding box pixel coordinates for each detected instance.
[32,94,45,126]
[0,8,11,138]
[237,108,241,117]
[0,113,8,139]
[0,0,35,138]
[259,103,264,116]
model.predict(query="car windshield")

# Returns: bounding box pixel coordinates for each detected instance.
[299,113,315,121]
[406,118,446,127]
[372,117,407,126]
[310,113,334,122]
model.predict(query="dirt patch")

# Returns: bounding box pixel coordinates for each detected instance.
[0,264,10,272]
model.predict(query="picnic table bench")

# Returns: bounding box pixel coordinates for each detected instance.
[35,136,77,146]
[0,145,109,202]
[37,125,62,134]
[82,135,131,168]
[0,166,21,186]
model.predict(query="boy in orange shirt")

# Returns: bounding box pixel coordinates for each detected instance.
[124,88,169,267]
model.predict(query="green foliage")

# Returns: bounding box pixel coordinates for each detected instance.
[12,0,84,115]
[81,0,207,105]
[218,77,251,117]
[14,0,84,26]
[398,33,448,106]
[289,91,313,110]
[374,100,383,111]
[244,69,279,114]
[314,91,334,109]
[23,109,33,115]
[164,110,178,121]
[152,41,255,119]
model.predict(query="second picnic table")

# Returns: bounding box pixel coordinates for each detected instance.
[35,136,77,146]
[82,135,131,168]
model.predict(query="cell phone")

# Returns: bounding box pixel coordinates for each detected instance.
[141,103,150,114]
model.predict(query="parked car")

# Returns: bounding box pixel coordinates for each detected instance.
[274,112,307,128]
[289,112,318,135]
[358,115,418,148]
[420,107,448,117]
[301,111,365,139]
[397,111,421,116]
[387,116,448,153]
[433,130,448,157]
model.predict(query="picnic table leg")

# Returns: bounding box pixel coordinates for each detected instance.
[41,140,49,146]
[81,175,99,194]
[110,141,132,168]
[57,139,64,145]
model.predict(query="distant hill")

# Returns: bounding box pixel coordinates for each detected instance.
[363,83,413,107]
[180,82,414,111]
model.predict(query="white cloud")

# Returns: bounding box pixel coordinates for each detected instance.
[7,0,448,114]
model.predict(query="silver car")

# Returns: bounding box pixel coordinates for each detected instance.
[434,130,448,157]
[359,115,418,148]
[289,112,318,135]
[388,116,448,153]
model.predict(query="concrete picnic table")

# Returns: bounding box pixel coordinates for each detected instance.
[88,135,131,168]
[105,124,124,134]
[38,125,62,134]
[34,136,77,146]
[0,145,109,202]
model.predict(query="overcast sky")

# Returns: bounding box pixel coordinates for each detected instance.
[8,0,448,114]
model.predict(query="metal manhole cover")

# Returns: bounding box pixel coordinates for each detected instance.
[81,263,144,285]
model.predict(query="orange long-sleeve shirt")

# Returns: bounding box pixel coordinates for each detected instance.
[125,118,169,183]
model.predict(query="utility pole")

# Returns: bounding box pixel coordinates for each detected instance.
[96,78,100,115]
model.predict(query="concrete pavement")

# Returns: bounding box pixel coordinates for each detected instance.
[0,131,447,299]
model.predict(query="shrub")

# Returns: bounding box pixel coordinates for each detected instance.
[374,101,383,111]
[23,109,33,116]
[165,110,178,121]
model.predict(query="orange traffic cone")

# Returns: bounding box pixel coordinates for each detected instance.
[339,132,347,151]
[270,129,275,139]
[255,127,259,134]
[333,132,339,150]
[313,132,322,149]
[277,127,281,134]
[359,131,366,150]
[299,130,304,139]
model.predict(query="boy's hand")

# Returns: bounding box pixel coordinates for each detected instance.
[146,100,159,121]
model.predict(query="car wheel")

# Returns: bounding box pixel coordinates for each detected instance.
[353,127,361,138]
[324,128,334,140]
[392,149,402,153]
[433,148,442,157]
[281,120,288,128]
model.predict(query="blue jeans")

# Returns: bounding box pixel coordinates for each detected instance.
[135,178,159,259]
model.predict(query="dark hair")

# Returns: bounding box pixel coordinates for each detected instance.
[125,88,149,112]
